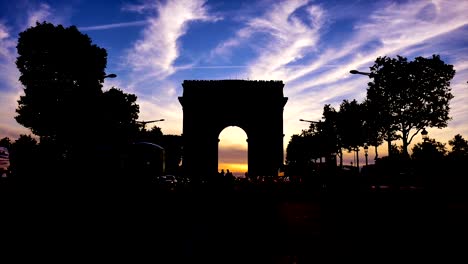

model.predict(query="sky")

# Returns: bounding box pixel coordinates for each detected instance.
[1,0,467,176]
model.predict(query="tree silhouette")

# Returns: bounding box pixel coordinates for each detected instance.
[361,100,385,161]
[99,87,140,146]
[15,21,108,164]
[411,138,447,161]
[321,104,341,166]
[137,125,163,144]
[286,134,313,179]
[367,54,455,158]
[0,137,12,149]
[447,134,468,159]
[337,99,366,167]
[10,134,38,181]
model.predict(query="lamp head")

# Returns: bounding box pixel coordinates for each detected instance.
[104,73,117,79]
[421,128,428,141]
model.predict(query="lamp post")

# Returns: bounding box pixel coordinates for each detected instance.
[104,73,117,79]
[137,119,165,130]
[349,70,370,76]
[299,119,321,125]
[364,143,369,166]
[421,128,428,142]
[350,69,394,158]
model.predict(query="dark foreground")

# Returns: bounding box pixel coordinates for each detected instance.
[2,183,467,263]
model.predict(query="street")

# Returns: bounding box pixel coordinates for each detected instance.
[2,184,467,263]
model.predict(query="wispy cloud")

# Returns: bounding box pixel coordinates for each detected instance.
[25,3,67,29]
[0,23,17,86]
[211,0,325,80]
[125,0,221,80]
[79,20,148,31]
[0,2,66,140]
[274,0,468,160]
[247,2,325,80]
[0,22,31,139]
[281,1,467,93]
[26,3,53,27]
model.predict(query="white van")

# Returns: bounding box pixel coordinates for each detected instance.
[0,146,11,178]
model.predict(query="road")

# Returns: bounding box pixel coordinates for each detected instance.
[2,184,467,263]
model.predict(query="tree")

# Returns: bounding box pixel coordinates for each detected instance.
[15,22,143,179]
[99,87,140,146]
[321,104,341,167]
[447,134,468,159]
[361,100,385,161]
[367,54,455,157]
[411,138,447,161]
[445,134,468,193]
[336,99,366,168]
[286,133,314,177]
[137,125,163,144]
[10,134,38,180]
[15,21,108,162]
[0,137,12,149]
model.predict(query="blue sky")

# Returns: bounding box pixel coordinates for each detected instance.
[1,0,468,174]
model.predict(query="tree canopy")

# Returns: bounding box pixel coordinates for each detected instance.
[15,21,140,169]
[367,54,455,157]
[16,22,108,142]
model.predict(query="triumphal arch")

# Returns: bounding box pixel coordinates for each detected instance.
[178,80,288,182]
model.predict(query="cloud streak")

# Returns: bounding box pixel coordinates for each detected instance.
[79,20,148,31]
[0,23,31,139]
[125,0,220,80]
[0,3,63,140]
[211,0,325,81]
[216,0,468,164]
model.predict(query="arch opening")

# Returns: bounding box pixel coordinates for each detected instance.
[218,126,248,178]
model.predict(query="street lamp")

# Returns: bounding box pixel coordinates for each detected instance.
[349,70,370,76]
[137,119,165,130]
[299,119,322,128]
[421,128,428,142]
[299,119,323,132]
[104,73,117,79]
[350,69,395,159]
[299,119,320,123]
[364,143,369,166]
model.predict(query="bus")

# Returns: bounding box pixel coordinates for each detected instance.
[121,141,165,183]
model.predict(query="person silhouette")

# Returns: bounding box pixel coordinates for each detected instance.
[225,169,234,179]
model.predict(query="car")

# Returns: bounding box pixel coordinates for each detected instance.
[0,147,11,178]
[153,175,178,189]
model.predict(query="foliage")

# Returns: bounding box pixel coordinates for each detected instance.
[137,126,163,144]
[14,22,141,171]
[15,22,107,143]
[0,137,12,149]
[9,134,39,179]
[286,134,311,166]
[98,87,140,145]
[367,54,455,157]
[411,138,447,161]
[336,99,366,152]
[447,134,468,159]
[361,99,385,160]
